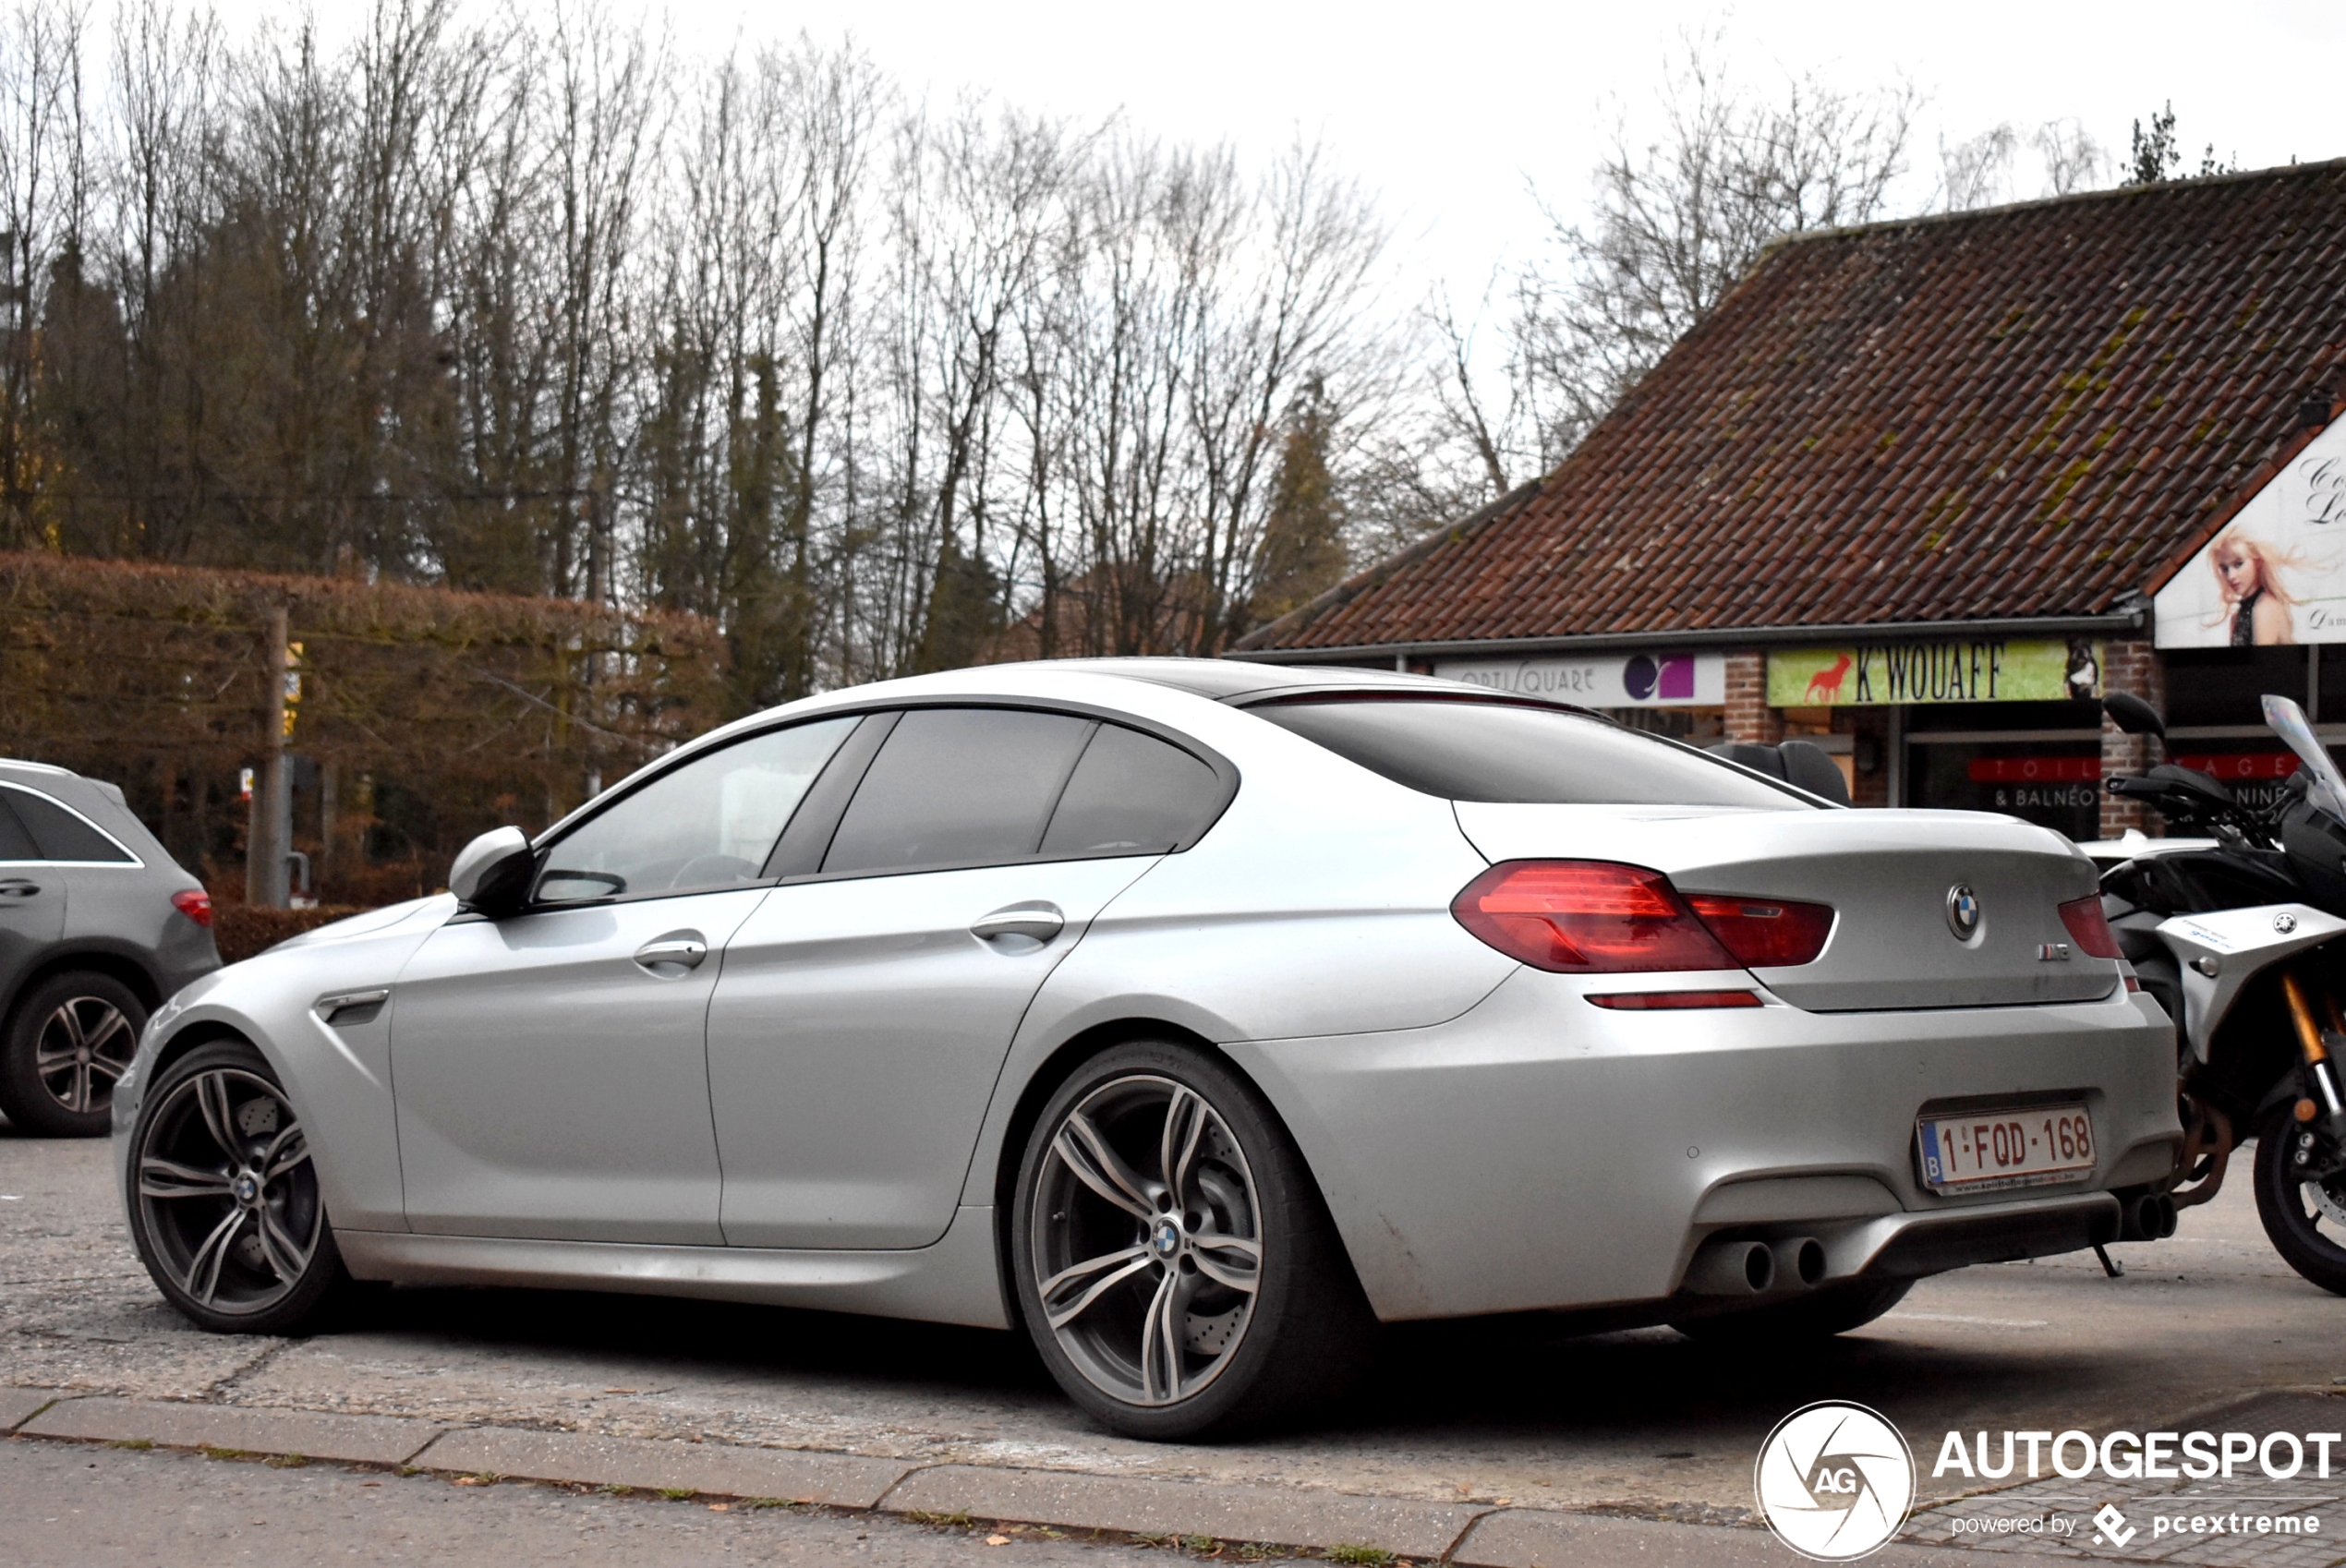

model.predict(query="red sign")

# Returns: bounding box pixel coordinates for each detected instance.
[1966,756,2101,784]
[2171,752,2299,780]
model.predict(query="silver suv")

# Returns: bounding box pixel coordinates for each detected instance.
[0,760,220,1136]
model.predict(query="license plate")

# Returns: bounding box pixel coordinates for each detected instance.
[1917,1104,2095,1193]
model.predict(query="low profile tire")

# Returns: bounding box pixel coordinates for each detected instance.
[126,1039,353,1334]
[2254,1115,2346,1297]
[1673,1279,1914,1344]
[1010,1041,1374,1441]
[0,971,146,1137]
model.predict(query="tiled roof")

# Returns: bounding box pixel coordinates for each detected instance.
[1241,160,2346,654]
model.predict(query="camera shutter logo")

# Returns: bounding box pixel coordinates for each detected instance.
[1754,1401,1916,1561]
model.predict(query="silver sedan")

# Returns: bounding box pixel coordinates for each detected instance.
[113,660,2181,1438]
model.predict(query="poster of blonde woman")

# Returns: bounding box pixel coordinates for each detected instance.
[2155,415,2346,646]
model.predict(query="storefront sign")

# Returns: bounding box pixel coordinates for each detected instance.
[2155,415,2346,645]
[1433,651,1725,706]
[1766,639,2103,706]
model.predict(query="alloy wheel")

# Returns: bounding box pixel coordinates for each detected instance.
[1030,1073,1264,1407]
[33,995,136,1116]
[134,1066,320,1314]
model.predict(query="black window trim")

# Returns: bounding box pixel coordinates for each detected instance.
[786,698,1239,887]
[0,780,144,868]
[1236,689,1821,808]
[503,697,1239,912]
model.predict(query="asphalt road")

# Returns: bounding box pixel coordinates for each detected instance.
[6,1117,2346,1526]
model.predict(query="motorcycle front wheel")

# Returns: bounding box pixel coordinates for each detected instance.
[2253,1113,2346,1297]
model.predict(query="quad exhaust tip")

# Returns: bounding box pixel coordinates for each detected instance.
[1686,1235,1827,1296]
[2120,1191,2179,1242]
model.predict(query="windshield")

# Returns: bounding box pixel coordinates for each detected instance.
[1247,696,1810,808]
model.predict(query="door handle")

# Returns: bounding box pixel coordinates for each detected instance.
[971,903,1065,945]
[0,879,39,899]
[633,934,708,975]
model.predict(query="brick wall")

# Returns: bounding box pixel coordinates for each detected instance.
[2098,638,2165,838]
[1723,651,1784,744]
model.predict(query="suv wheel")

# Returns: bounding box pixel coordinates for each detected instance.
[1010,1042,1373,1440]
[0,971,147,1137]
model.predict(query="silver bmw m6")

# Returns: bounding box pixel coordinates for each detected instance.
[114,659,2179,1438]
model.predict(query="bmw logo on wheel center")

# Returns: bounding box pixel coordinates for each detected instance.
[1945,883,1981,941]
[1755,1401,1917,1561]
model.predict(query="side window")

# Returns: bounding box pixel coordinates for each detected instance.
[3,788,134,863]
[537,717,857,904]
[1040,724,1227,857]
[822,708,1094,875]
[0,796,40,861]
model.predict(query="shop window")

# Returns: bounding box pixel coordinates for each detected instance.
[1910,740,2102,841]
[1904,698,2102,735]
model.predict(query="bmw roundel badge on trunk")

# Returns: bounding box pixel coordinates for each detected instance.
[1945,884,1980,940]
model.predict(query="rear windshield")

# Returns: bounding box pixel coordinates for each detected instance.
[1248,697,1809,808]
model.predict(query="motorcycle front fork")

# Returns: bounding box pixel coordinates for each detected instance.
[2279,969,2346,1170]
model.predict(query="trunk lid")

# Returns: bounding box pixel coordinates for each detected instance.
[1451,804,2110,1010]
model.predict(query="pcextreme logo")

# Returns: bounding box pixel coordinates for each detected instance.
[1754,1402,1917,1562]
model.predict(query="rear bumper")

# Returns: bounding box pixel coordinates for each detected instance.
[1227,968,2178,1321]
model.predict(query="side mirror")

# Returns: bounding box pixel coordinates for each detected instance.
[448,826,534,915]
[2102,692,2166,740]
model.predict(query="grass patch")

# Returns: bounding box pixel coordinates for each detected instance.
[657,1487,695,1502]
[106,1439,154,1451]
[1183,1538,1221,1555]
[394,1465,422,1478]
[265,1453,308,1469]
[906,1509,973,1527]
[597,1483,634,1496]
[1323,1549,1395,1567]
[199,1445,249,1462]
[741,1497,805,1511]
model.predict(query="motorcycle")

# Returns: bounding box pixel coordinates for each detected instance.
[2098,691,2346,1294]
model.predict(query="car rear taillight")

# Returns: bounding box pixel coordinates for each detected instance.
[1685,895,1835,968]
[2058,894,2122,959]
[1452,861,1736,972]
[171,889,213,928]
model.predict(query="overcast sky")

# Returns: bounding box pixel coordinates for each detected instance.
[637,1,2346,297]
[243,0,2346,312]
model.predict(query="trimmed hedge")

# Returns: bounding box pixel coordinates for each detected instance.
[213,904,378,965]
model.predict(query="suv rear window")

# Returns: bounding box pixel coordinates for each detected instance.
[1248,697,1808,808]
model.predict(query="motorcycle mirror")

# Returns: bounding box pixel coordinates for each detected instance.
[2102,692,2166,739]
[2262,694,2346,820]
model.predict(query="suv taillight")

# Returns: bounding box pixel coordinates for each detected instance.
[2058,894,2122,959]
[1453,861,1833,973]
[171,889,213,928]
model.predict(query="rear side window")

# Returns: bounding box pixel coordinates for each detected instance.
[1249,698,1807,808]
[0,796,40,861]
[2,787,137,862]
[824,708,1094,874]
[1041,724,1226,856]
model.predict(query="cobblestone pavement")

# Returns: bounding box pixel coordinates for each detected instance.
[10,1120,2346,1549]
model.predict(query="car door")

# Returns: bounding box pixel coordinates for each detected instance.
[0,790,67,1025]
[707,706,1233,1250]
[391,717,857,1243]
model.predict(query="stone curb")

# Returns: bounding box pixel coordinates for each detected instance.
[3,1392,1979,1563]
[413,1425,911,1509]
[1447,1511,1975,1566]
[877,1463,1487,1559]
[0,1387,60,1432]
[18,1395,441,1466]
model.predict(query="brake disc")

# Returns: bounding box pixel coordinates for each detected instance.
[2310,1178,2346,1227]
